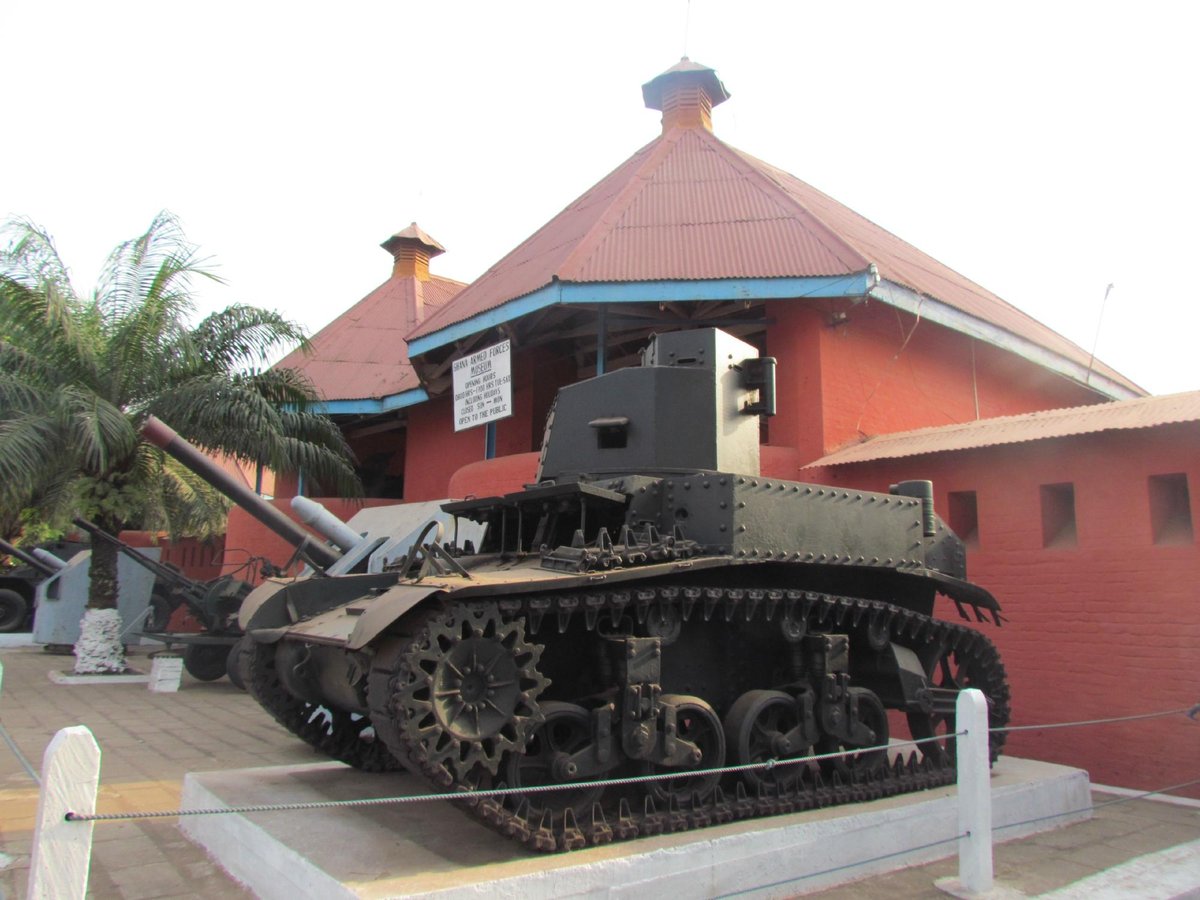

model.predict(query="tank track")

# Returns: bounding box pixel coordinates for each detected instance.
[239,636,401,773]
[367,586,1010,852]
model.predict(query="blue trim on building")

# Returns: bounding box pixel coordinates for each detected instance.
[868,280,1140,401]
[311,388,430,416]
[407,273,874,358]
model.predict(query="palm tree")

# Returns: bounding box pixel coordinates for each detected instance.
[0,211,360,672]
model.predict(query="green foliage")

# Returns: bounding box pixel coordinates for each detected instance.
[0,211,362,579]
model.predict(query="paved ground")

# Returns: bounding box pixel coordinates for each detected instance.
[1,641,1198,899]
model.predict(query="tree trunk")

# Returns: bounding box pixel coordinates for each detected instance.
[73,515,127,674]
[87,518,121,611]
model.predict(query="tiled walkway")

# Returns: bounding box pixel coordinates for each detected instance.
[1,643,1197,898]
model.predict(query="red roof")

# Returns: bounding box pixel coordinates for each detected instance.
[278,273,462,403]
[408,63,1136,394]
[804,391,1200,467]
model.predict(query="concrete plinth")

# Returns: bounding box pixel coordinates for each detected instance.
[181,756,1091,899]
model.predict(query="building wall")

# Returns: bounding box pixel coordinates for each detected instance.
[222,497,398,583]
[119,532,225,582]
[348,426,406,498]
[761,299,1104,479]
[816,300,1100,458]
[807,423,1200,797]
[403,345,577,500]
[409,302,1111,498]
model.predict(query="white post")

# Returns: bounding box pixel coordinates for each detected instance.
[27,725,101,900]
[956,687,993,893]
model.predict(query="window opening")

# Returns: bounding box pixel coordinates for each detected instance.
[1040,483,1077,548]
[947,491,979,547]
[1149,473,1193,545]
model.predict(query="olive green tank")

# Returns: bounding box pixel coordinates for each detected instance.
[234,327,1010,851]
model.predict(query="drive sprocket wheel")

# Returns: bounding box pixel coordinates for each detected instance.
[397,602,548,781]
[906,631,1010,766]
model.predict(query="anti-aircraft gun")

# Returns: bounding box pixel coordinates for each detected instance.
[231,328,1012,851]
[66,518,261,683]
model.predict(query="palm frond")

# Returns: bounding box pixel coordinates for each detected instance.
[58,387,138,475]
[132,444,231,539]
[190,305,309,372]
[3,213,362,545]
[97,212,226,405]
[0,410,71,520]
[0,220,97,380]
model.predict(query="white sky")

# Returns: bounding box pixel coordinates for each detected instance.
[4,1,1198,396]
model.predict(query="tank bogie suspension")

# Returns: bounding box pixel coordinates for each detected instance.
[363,584,1009,851]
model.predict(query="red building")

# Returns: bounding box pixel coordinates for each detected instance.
[806,394,1200,797]
[225,60,1196,795]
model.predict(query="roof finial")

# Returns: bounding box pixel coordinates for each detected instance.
[642,58,730,134]
[381,223,445,282]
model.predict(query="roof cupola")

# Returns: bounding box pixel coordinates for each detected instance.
[381,222,445,282]
[642,57,730,134]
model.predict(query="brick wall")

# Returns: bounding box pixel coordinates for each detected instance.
[223,497,398,583]
[118,532,225,582]
[807,422,1200,797]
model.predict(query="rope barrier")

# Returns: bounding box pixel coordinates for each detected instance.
[717,831,968,898]
[994,777,1200,835]
[993,704,1200,733]
[59,695,1200,823]
[719,776,1200,899]
[52,694,1200,832]
[0,718,40,785]
[64,731,963,823]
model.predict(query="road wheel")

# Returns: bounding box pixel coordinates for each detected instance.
[0,589,29,633]
[183,643,229,681]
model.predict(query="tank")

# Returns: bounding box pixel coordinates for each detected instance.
[236,328,1012,851]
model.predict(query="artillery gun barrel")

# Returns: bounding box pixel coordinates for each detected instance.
[31,549,68,571]
[0,538,59,577]
[71,518,196,590]
[141,416,341,570]
[290,496,362,552]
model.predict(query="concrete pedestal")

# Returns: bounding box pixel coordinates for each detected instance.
[181,756,1091,899]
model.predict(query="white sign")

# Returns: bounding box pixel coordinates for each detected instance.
[452,340,513,432]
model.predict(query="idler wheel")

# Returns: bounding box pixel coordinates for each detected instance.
[398,603,548,780]
[243,637,399,772]
[818,687,889,777]
[505,701,602,821]
[645,694,725,806]
[724,690,808,790]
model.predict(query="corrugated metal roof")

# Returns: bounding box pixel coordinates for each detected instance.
[408,127,869,340]
[734,149,1133,390]
[804,391,1200,467]
[277,274,462,403]
[406,114,1134,392]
